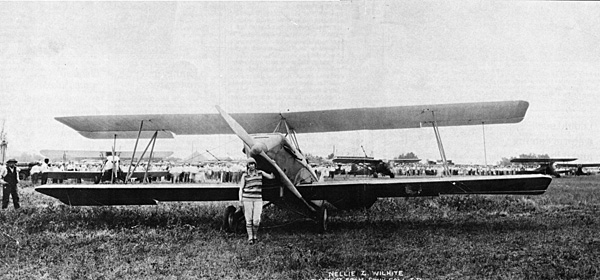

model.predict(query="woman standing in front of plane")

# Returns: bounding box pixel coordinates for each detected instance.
[239,158,274,244]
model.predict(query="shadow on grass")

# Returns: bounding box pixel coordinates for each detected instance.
[6,197,591,237]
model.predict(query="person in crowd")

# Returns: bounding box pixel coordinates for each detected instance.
[329,165,336,179]
[102,152,124,183]
[40,158,50,184]
[30,162,41,185]
[182,163,191,183]
[170,164,183,183]
[196,164,206,183]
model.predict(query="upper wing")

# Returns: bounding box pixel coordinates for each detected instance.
[332,156,382,165]
[511,158,577,163]
[56,100,530,139]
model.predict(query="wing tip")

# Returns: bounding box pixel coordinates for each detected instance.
[515,100,530,118]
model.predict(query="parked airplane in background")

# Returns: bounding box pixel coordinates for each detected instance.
[36,100,552,232]
[557,162,600,176]
[511,158,577,178]
[332,156,421,178]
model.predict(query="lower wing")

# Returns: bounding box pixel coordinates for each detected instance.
[35,174,550,206]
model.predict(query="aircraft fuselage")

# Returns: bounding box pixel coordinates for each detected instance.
[248,133,374,209]
[246,133,316,184]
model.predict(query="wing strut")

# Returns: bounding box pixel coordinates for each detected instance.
[426,110,451,177]
[482,122,487,166]
[111,134,117,184]
[125,120,145,183]
[273,115,302,155]
[143,133,157,183]
[274,115,318,181]
[125,131,158,183]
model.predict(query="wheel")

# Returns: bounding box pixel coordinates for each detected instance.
[316,207,328,233]
[233,208,245,233]
[222,206,237,232]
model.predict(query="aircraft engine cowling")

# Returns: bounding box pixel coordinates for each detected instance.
[249,142,268,156]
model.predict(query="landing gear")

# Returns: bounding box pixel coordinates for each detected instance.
[316,207,328,233]
[222,205,244,233]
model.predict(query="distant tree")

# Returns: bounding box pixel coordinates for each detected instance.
[396,152,418,159]
[498,157,512,166]
[305,153,325,164]
[326,153,335,160]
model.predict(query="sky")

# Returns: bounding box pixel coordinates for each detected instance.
[1,1,600,164]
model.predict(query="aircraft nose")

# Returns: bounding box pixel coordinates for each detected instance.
[249,142,268,156]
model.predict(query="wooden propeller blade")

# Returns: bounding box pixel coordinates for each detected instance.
[215,105,256,148]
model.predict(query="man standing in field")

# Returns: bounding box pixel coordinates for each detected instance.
[40,158,50,185]
[102,152,123,182]
[0,159,20,209]
[239,158,274,244]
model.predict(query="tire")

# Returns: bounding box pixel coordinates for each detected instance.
[316,207,328,233]
[222,206,237,232]
[233,208,245,233]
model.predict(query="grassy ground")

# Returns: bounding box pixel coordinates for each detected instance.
[0,177,599,279]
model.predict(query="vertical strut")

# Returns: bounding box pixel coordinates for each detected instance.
[430,111,450,177]
[112,134,117,184]
[282,119,302,151]
[126,120,144,184]
[273,118,283,133]
[482,122,488,166]
[143,135,157,184]
[126,131,158,183]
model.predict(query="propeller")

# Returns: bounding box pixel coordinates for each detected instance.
[215,106,316,212]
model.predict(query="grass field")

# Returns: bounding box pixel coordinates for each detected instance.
[0,177,599,279]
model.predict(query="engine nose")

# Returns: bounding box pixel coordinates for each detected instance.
[249,142,268,156]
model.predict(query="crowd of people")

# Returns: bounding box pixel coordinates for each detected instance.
[314,163,526,180]
[24,158,249,185]
[17,157,545,186]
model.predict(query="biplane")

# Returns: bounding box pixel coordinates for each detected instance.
[35,100,552,232]
[511,158,577,178]
[556,162,600,176]
[332,156,421,178]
